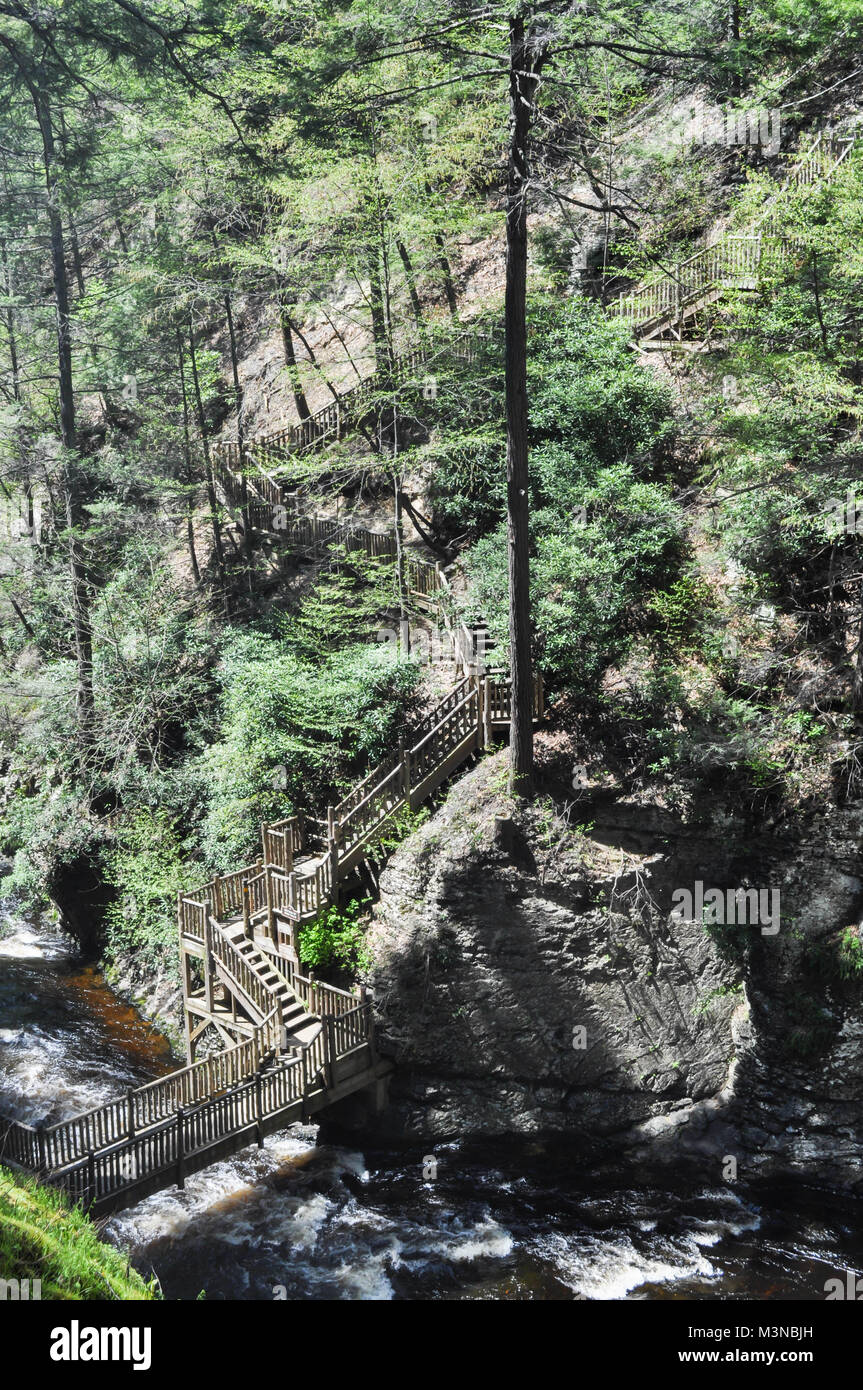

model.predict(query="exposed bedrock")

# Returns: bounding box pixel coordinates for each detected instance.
[321,753,863,1191]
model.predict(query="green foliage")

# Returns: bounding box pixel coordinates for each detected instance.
[102,811,190,976]
[299,898,371,975]
[200,631,421,869]
[0,1166,158,1300]
[363,803,430,856]
[645,575,713,650]
[837,926,863,980]
[456,298,681,696]
[285,551,401,660]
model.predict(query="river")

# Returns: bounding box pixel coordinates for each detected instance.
[1,909,862,1301]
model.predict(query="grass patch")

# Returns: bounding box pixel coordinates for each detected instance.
[0,1165,158,1300]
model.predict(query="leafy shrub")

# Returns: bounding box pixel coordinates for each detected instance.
[299,898,371,975]
[101,809,190,976]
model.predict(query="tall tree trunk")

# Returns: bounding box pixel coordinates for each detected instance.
[57,112,85,298]
[188,322,227,611]
[176,328,201,586]
[504,15,546,796]
[435,230,458,320]
[728,0,742,98]
[112,199,129,255]
[424,181,458,320]
[0,232,32,534]
[276,282,311,421]
[396,239,425,337]
[391,413,408,653]
[221,284,254,597]
[368,244,394,448]
[34,82,94,746]
[367,245,391,377]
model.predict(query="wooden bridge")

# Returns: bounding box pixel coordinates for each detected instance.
[606,132,855,344]
[178,664,542,1050]
[0,658,539,1218]
[0,982,385,1218]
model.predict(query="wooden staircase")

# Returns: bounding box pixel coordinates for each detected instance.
[212,328,495,501]
[606,132,856,345]
[0,915,384,1218]
[178,667,544,1062]
[0,289,521,1222]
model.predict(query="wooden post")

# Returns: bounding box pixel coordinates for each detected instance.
[213,874,223,921]
[184,988,195,1066]
[324,1016,335,1090]
[255,1073,264,1148]
[127,1089,136,1144]
[265,867,277,946]
[327,806,339,907]
[365,996,378,1066]
[403,738,413,810]
[86,1149,96,1210]
[285,823,294,875]
[204,913,215,1013]
[476,674,485,749]
[261,822,269,867]
[242,880,251,940]
[301,1047,309,1120]
[36,1122,47,1174]
[483,675,493,746]
[176,1107,185,1190]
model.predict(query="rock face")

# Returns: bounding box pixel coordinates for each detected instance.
[348,752,863,1190]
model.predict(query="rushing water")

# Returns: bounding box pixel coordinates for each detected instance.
[2,909,863,1301]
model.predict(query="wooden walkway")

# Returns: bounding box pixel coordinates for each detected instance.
[0,342,541,1215]
[213,329,492,499]
[0,656,540,1217]
[0,980,386,1217]
[606,132,855,343]
[178,666,542,1039]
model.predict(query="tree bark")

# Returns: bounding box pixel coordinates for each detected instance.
[435,230,458,320]
[0,231,32,533]
[276,283,312,422]
[368,243,394,448]
[424,180,458,319]
[504,14,546,796]
[219,273,253,597]
[188,322,227,609]
[176,328,201,586]
[396,239,425,337]
[727,0,742,99]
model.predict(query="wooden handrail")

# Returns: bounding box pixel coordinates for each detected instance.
[607,134,857,338]
[215,329,496,476]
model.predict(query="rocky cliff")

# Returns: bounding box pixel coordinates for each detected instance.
[338,748,863,1192]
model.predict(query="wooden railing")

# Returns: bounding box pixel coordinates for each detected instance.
[180,670,543,943]
[607,133,856,338]
[608,235,763,334]
[0,996,376,1216]
[262,815,304,874]
[213,329,495,495]
[0,1005,283,1176]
